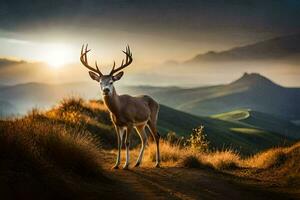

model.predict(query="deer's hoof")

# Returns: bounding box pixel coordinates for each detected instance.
[111,165,119,170]
[122,165,129,170]
[134,162,140,167]
[155,163,161,168]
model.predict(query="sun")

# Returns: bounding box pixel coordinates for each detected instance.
[43,43,74,68]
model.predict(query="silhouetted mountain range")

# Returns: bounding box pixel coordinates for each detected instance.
[188,33,300,63]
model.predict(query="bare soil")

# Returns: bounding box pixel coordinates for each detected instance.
[102,152,297,200]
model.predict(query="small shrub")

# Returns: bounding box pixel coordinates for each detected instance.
[166,131,178,144]
[165,131,185,146]
[185,126,210,152]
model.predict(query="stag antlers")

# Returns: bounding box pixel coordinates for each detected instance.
[109,45,132,75]
[80,44,103,76]
[80,44,133,76]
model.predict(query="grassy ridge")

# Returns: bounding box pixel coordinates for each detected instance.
[16,98,292,155]
[0,97,298,199]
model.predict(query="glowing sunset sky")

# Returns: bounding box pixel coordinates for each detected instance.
[0,0,300,86]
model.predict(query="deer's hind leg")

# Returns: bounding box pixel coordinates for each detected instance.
[147,120,161,168]
[134,124,148,167]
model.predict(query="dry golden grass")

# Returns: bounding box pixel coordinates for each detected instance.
[0,99,113,199]
[146,140,189,163]
[128,139,240,169]
[243,143,300,169]
[133,138,300,181]
[153,140,237,170]
[0,118,103,177]
[203,150,241,170]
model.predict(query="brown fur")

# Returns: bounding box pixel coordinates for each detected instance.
[104,86,161,168]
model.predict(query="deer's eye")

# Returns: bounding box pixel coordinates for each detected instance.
[109,81,113,85]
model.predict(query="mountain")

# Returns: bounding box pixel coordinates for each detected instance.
[188,33,300,63]
[124,73,300,120]
[178,73,300,119]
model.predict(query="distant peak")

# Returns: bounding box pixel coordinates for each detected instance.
[241,72,267,80]
[230,73,281,88]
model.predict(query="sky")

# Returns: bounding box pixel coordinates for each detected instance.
[0,0,300,86]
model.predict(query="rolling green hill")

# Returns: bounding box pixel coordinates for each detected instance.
[212,109,300,139]
[157,105,291,155]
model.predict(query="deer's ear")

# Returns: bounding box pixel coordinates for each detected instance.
[89,71,100,82]
[112,71,124,81]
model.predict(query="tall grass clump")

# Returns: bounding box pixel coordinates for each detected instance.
[0,116,107,200]
[146,140,188,163]
[45,97,115,148]
[203,149,241,170]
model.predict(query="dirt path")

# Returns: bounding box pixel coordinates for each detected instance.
[102,152,295,200]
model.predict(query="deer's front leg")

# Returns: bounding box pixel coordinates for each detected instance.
[112,126,125,169]
[123,125,132,169]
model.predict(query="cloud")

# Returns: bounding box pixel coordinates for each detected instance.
[1,0,300,44]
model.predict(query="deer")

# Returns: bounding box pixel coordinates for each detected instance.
[80,44,161,169]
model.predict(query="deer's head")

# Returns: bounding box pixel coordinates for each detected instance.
[80,44,132,96]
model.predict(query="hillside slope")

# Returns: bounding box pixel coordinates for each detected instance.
[212,109,300,139]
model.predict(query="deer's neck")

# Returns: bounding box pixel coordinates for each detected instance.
[103,87,120,115]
